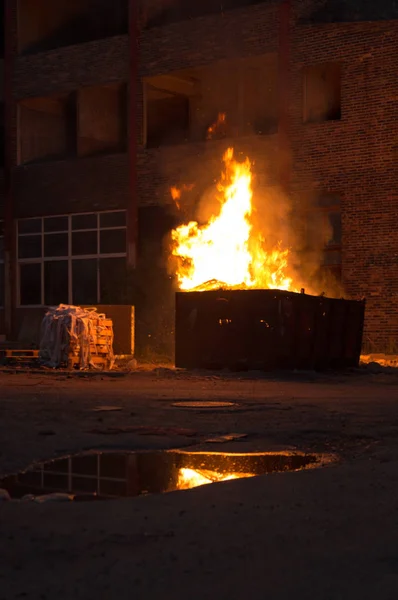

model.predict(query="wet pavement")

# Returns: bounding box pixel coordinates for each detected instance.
[1,366,398,599]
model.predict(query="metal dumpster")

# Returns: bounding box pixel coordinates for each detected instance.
[175,289,365,370]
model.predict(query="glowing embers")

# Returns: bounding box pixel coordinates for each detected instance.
[0,450,327,501]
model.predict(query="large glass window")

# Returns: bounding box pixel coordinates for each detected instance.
[17,211,127,306]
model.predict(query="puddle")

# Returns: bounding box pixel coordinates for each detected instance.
[0,450,332,502]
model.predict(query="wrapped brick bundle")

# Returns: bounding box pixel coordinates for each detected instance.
[39,305,114,370]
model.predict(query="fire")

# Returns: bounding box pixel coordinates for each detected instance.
[177,467,253,490]
[207,112,227,140]
[171,183,195,210]
[171,147,293,292]
[170,186,181,210]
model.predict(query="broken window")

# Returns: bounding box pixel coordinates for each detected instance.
[17,211,127,306]
[146,91,190,148]
[144,74,198,147]
[77,83,127,157]
[18,0,128,55]
[303,63,341,123]
[18,93,77,164]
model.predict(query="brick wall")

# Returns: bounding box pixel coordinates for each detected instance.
[136,0,398,353]
[4,0,398,352]
[13,35,129,98]
[139,2,279,76]
[289,19,398,351]
[14,153,129,217]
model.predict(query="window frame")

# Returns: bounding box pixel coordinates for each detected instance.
[17,210,127,307]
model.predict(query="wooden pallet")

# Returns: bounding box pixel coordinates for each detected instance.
[0,349,39,359]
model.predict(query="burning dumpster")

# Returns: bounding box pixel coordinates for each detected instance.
[169,142,365,371]
[175,289,365,370]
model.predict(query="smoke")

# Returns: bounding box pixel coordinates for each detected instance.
[165,145,344,299]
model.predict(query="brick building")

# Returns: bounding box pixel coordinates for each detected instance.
[0,0,397,357]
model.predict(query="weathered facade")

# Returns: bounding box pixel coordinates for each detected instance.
[0,0,397,356]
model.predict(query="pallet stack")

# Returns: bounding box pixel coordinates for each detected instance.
[67,316,114,370]
[40,305,115,370]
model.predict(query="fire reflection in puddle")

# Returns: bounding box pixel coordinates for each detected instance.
[0,450,332,502]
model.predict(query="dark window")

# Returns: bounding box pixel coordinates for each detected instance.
[19,93,77,165]
[72,231,97,256]
[44,260,68,305]
[323,249,342,266]
[44,216,68,232]
[100,230,126,254]
[303,63,341,123]
[312,193,342,270]
[72,259,98,305]
[99,257,127,303]
[18,0,128,55]
[77,83,127,158]
[18,235,42,259]
[44,233,68,257]
[72,214,97,230]
[100,211,126,229]
[326,211,342,247]
[19,219,42,234]
[146,93,189,148]
[138,206,178,258]
[20,263,41,305]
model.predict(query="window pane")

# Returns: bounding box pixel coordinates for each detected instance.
[72,259,98,305]
[100,257,127,303]
[44,233,68,257]
[20,263,41,305]
[44,216,68,232]
[44,261,68,305]
[100,211,126,229]
[18,235,42,259]
[72,231,97,255]
[72,214,97,230]
[18,219,42,234]
[100,229,126,254]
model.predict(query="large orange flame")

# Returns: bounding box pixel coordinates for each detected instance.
[177,467,253,489]
[171,147,294,292]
